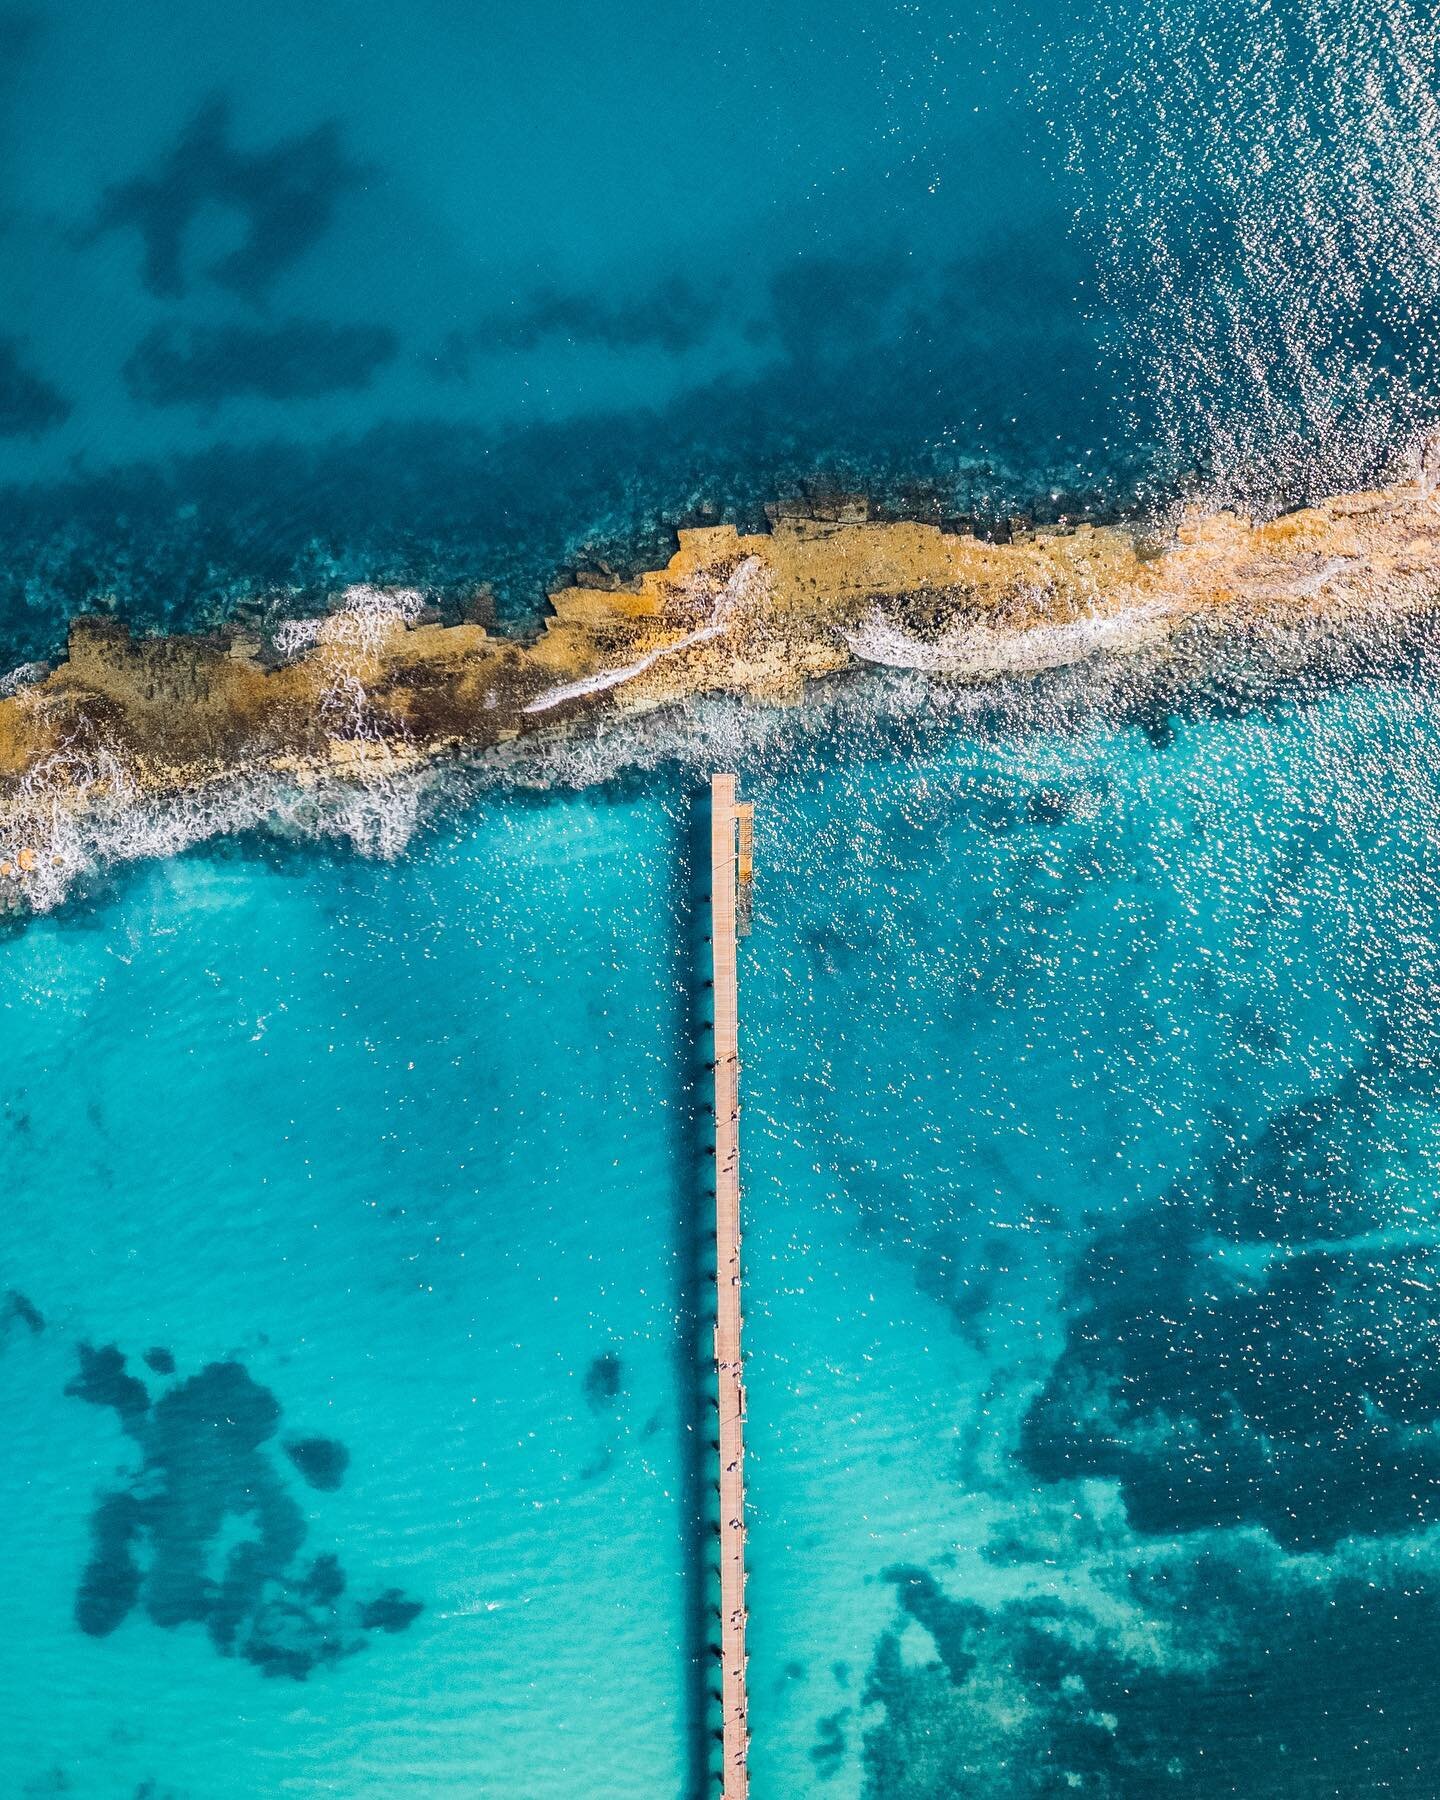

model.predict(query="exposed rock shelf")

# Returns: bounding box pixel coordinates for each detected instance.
[3,482,1440,908]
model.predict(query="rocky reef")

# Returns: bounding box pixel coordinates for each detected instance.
[3,479,1440,909]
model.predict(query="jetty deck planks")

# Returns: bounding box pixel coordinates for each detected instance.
[710,773,750,1799]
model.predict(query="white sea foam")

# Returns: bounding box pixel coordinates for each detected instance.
[523,621,729,713]
[0,662,47,698]
[273,584,427,663]
[0,564,1416,918]
[842,601,1175,675]
[0,749,434,915]
[522,556,767,714]
[0,581,441,913]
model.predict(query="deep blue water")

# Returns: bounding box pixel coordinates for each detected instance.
[5,0,1440,661]
[0,0,1100,662]
[8,0,1440,1794]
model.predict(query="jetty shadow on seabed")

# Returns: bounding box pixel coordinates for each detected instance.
[668,784,727,1800]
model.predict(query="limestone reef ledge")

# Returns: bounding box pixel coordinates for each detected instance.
[2,481,1439,906]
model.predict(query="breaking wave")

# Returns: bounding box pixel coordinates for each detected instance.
[523,557,768,714]
[0,581,438,915]
[841,601,1175,675]
[2,746,430,917]
[1,557,1435,920]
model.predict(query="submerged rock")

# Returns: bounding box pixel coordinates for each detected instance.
[65,1343,149,1424]
[584,1351,623,1410]
[358,1588,423,1634]
[2,1289,43,1337]
[283,1435,349,1491]
[64,1345,420,1679]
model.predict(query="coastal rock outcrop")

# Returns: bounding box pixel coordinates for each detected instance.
[3,481,1439,909]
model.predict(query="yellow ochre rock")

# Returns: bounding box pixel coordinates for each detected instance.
[2,478,1440,894]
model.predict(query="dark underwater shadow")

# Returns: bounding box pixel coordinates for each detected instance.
[667,783,724,1800]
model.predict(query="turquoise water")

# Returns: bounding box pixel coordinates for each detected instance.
[8,670,1440,1794]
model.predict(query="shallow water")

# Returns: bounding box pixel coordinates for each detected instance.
[6,672,1440,1795]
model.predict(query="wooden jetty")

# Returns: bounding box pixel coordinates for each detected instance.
[710,773,752,1800]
